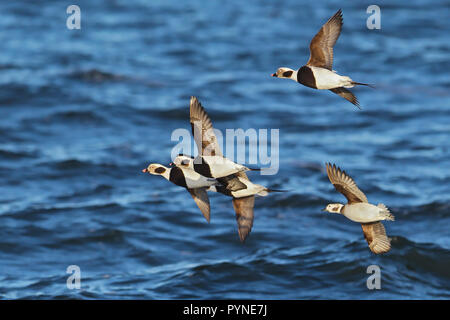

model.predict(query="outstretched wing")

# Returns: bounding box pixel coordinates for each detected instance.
[187,188,211,222]
[326,163,368,204]
[306,9,343,70]
[361,222,391,254]
[232,196,255,242]
[329,88,360,109]
[190,96,223,157]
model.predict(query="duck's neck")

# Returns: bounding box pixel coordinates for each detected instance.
[289,69,298,81]
[160,167,171,180]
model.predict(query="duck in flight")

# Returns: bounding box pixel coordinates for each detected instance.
[171,96,283,242]
[171,96,261,179]
[271,9,372,109]
[142,163,218,223]
[323,163,394,254]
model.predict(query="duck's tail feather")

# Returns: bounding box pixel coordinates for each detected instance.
[255,187,288,197]
[377,203,395,221]
[351,81,376,88]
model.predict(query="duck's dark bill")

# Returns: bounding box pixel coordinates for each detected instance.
[271,73,277,77]
[142,168,148,173]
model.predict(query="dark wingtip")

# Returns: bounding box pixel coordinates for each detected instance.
[238,232,247,243]
[351,96,362,110]
[335,8,343,26]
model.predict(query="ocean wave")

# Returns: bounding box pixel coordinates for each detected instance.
[0,149,38,160]
[68,69,128,83]
[395,201,450,218]
[43,110,109,125]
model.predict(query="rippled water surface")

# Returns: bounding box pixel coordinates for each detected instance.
[0,0,449,299]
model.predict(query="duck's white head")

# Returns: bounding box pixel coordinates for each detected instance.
[323,203,344,214]
[271,67,296,80]
[142,163,169,176]
[171,154,194,169]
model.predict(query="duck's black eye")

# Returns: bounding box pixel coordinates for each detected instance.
[282,71,293,77]
[155,167,166,174]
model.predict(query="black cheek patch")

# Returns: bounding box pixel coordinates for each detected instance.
[282,71,293,78]
[155,167,166,174]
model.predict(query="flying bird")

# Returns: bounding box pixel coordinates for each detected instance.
[171,96,283,242]
[142,163,218,222]
[172,96,261,178]
[271,9,372,108]
[323,163,394,254]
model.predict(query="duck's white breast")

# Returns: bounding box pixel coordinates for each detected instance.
[342,203,382,223]
[310,66,346,89]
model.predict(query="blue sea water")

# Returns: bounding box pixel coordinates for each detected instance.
[0,0,449,299]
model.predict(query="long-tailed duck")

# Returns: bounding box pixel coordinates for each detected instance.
[323,163,394,254]
[271,9,372,108]
[142,163,218,222]
[170,97,283,242]
[171,97,261,179]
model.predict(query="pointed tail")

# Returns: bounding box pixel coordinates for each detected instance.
[267,188,288,192]
[351,81,376,89]
[256,188,287,197]
[378,203,395,221]
[264,188,288,194]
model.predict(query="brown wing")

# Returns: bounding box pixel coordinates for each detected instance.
[326,163,368,204]
[218,174,247,192]
[232,196,255,242]
[306,9,343,70]
[190,96,223,157]
[187,188,211,223]
[361,222,391,254]
[329,88,360,109]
